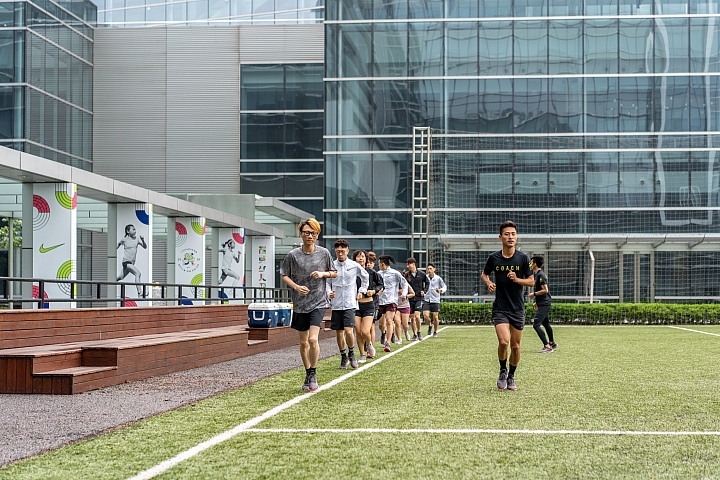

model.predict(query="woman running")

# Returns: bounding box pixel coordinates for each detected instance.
[352,249,382,362]
[219,238,242,286]
[396,270,415,344]
[377,255,408,352]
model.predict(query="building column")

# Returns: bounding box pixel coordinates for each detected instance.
[107,203,117,307]
[649,250,655,303]
[21,184,33,308]
[215,227,246,303]
[23,183,77,308]
[113,203,153,306]
[250,235,275,299]
[618,251,624,303]
[634,252,640,303]
[174,217,205,305]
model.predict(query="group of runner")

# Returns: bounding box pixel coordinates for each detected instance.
[281,218,555,393]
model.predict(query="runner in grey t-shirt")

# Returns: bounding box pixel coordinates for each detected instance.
[280,218,337,392]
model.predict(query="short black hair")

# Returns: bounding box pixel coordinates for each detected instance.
[333,238,349,249]
[406,257,416,265]
[531,255,544,268]
[378,255,395,266]
[427,263,436,269]
[499,220,517,234]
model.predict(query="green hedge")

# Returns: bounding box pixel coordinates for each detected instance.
[439,302,720,325]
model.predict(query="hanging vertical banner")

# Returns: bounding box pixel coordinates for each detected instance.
[116,203,152,307]
[32,183,77,309]
[251,236,275,297]
[216,228,245,303]
[175,217,205,304]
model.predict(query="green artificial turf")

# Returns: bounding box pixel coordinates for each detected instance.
[2,325,720,480]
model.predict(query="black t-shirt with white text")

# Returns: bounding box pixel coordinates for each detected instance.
[483,250,532,311]
[533,269,552,306]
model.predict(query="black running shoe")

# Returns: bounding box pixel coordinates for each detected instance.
[339,354,349,370]
[497,369,508,390]
[507,375,517,391]
[380,332,386,345]
[301,375,311,391]
[550,341,558,350]
[308,372,319,391]
[427,326,433,336]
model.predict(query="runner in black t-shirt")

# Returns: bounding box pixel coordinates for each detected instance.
[481,221,534,391]
[529,255,556,354]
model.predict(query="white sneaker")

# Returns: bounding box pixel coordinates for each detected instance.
[367,344,376,359]
[397,339,402,345]
[405,331,411,341]
[359,354,367,363]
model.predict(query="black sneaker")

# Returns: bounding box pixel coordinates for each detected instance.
[427,326,433,336]
[497,369,508,390]
[308,372,319,391]
[380,332,386,345]
[550,342,558,350]
[339,354,349,369]
[302,374,311,391]
[507,375,517,391]
[349,352,358,369]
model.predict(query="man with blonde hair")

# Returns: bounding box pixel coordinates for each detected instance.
[281,218,337,391]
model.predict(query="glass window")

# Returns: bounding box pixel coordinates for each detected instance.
[45,43,59,98]
[0,86,13,139]
[254,0,275,14]
[409,0,443,18]
[241,65,284,110]
[446,22,478,76]
[286,64,323,110]
[514,21,547,75]
[124,1,145,25]
[241,113,285,159]
[284,112,323,158]
[657,0,688,13]
[479,79,513,133]
[373,80,409,135]
[229,0,252,22]
[375,211,410,235]
[549,20,581,75]
[585,77,618,133]
[209,0,229,20]
[0,31,13,83]
[514,0,547,17]
[187,0,209,24]
[0,3,15,26]
[619,19,653,73]
[374,0,407,19]
[514,78,548,133]
[146,5,166,23]
[408,80,442,129]
[447,79,479,132]
[690,18,720,73]
[339,24,371,78]
[373,154,409,208]
[619,0,653,14]
[658,76,690,132]
[240,175,284,196]
[549,0,582,15]
[339,81,373,135]
[619,77,653,132]
[655,18,689,73]
[479,21,512,75]
[584,0,617,14]
[480,0,511,16]
[585,20,618,75]
[338,0,372,20]
[620,151,654,207]
[373,23,407,77]
[338,155,372,209]
[285,175,323,197]
[448,0,479,17]
[409,23,443,77]
[690,76,708,131]
[167,2,187,23]
[549,78,582,133]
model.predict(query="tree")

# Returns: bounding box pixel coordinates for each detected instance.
[0,219,22,249]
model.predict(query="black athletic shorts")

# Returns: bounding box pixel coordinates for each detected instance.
[122,261,132,269]
[423,302,440,313]
[356,301,375,319]
[410,298,424,313]
[290,308,325,332]
[492,309,526,331]
[331,309,356,330]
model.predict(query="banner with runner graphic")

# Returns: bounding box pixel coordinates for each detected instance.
[175,217,205,304]
[32,183,77,309]
[216,228,245,304]
[116,203,152,307]
[251,236,275,297]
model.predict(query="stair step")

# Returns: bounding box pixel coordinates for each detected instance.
[38,366,117,377]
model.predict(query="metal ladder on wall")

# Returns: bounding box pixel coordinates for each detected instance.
[411,127,431,268]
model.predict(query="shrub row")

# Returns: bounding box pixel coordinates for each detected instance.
[439,302,720,325]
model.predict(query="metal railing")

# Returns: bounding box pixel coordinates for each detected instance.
[0,276,291,309]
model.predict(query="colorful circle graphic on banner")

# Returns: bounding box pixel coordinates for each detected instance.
[32,285,49,308]
[176,222,187,247]
[232,232,245,245]
[190,274,203,286]
[191,219,206,236]
[55,184,77,210]
[135,205,151,226]
[56,260,76,295]
[33,195,51,231]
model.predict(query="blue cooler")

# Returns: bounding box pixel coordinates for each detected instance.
[277,303,293,327]
[248,303,279,328]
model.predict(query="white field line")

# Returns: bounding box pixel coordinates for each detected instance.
[244,427,720,437]
[127,327,448,480]
[668,326,720,337]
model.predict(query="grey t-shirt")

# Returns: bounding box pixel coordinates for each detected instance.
[280,246,336,313]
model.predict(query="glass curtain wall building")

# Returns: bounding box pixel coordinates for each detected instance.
[94,0,323,26]
[0,0,95,170]
[325,0,720,299]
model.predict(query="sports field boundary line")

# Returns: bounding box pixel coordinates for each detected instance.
[242,427,720,436]
[126,327,448,480]
[668,326,720,337]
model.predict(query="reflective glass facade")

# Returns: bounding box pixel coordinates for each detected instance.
[240,63,324,219]
[0,0,96,170]
[93,0,323,27]
[325,0,720,297]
